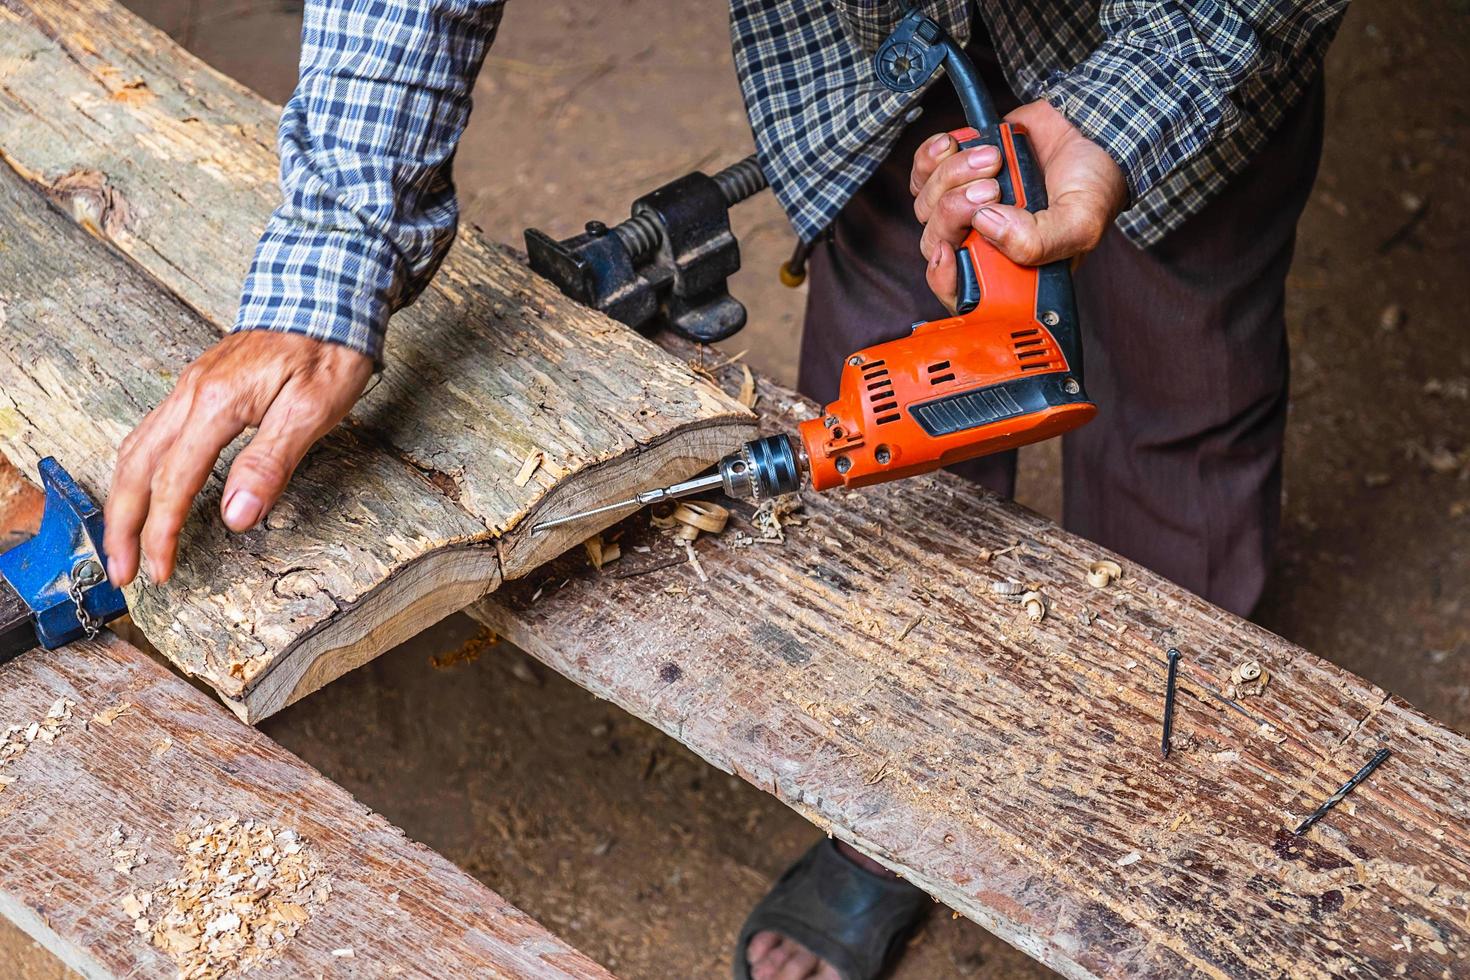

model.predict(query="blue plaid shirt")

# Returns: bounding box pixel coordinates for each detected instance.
[236,0,1348,362]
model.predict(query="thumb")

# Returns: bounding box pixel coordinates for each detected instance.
[220,380,338,532]
[972,195,1106,267]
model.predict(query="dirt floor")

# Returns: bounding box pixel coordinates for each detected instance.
[6,1,1470,978]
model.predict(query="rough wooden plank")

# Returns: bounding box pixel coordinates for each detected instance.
[0,0,755,722]
[471,358,1470,980]
[0,629,615,979]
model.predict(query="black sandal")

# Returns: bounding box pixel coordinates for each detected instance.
[734,838,930,980]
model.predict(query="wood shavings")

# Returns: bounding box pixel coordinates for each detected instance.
[895,616,923,641]
[132,817,330,978]
[682,540,708,583]
[332,948,356,958]
[1021,591,1047,623]
[989,579,1024,596]
[151,736,174,757]
[737,364,758,409]
[0,696,76,789]
[1086,560,1123,588]
[1256,722,1287,744]
[512,449,544,487]
[1115,851,1142,867]
[750,496,804,542]
[1228,659,1270,699]
[672,500,729,542]
[976,543,1019,562]
[92,701,134,727]
[650,502,678,530]
[583,533,621,570]
[109,824,147,874]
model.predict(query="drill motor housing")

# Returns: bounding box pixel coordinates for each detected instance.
[797,11,1096,493]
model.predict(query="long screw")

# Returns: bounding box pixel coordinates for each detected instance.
[1161,648,1181,758]
[610,156,767,262]
[1293,747,1392,835]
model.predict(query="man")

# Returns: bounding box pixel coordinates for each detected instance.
[104,1,1348,977]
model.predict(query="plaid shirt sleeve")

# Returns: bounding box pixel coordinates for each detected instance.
[1039,0,1347,204]
[232,0,504,364]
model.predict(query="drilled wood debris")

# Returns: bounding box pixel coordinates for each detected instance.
[0,0,754,721]
[0,631,613,979]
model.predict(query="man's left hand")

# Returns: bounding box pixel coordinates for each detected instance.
[911,99,1128,310]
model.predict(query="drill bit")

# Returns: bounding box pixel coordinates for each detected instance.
[530,472,726,535]
[530,434,806,536]
[1161,647,1181,758]
[1293,747,1391,836]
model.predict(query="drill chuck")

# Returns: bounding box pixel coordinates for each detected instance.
[718,434,805,501]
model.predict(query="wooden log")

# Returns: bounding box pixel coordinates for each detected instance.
[469,355,1470,980]
[0,628,614,979]
[0,0,754,722]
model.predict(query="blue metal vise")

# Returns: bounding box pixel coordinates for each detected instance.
[0,457,127,661]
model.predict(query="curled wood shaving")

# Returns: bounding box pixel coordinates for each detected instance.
[672,500,729,543]
[738,365,759,409]
[129,817,330,978]
[989,580,1024,596]
[1086,560,1123,588]
[512,449,544,487]
[1021,591,1047,623]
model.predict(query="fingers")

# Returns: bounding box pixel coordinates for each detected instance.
[912,144,1001,224]
[105,399,186,587]
[908,132,959,198]
[220,375,346,535]
[971,190,1109,267]
[918,174,1000,264]
[925,241,957,314]
[137,379,261,585]
[105,331,374,589]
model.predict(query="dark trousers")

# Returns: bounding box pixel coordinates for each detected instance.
[798,36,1324,617]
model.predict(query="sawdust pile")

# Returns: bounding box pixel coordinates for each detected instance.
[0,696,76,792]
[123,816,331,978]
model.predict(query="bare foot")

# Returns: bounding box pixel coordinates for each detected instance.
[744,842,898,980]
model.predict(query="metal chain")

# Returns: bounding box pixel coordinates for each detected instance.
[68,559,104,641]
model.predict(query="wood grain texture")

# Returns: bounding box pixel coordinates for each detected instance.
[473,355,1470,980]
[0,0,754,720]
[0,629,614,979]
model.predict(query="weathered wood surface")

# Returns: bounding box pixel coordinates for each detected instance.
[0,630,614,979]
[0,0,754,722]
[473,356,1470,980]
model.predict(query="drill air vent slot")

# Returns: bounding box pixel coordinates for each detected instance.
[926,360,957,386]
[876,413,901,425]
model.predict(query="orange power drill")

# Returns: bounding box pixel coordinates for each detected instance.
[533,10,1094,535]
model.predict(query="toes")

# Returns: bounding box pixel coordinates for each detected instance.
[747,931,781,962]
[749,934,797,980]
[773,943,821,980]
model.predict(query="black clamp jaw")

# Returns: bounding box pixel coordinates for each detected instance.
[525,156,768,344]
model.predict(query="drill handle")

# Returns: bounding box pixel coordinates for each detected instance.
[949,122,1046,314]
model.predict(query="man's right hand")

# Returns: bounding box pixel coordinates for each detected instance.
[105,331,374,588]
